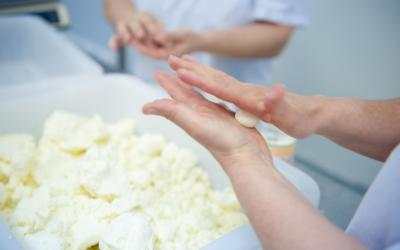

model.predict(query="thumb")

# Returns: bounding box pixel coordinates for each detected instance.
[143,99,179,120]
[156,30,186,46]
[143,99,205,142]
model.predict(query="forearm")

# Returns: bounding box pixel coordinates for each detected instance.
[316,97,400,161]
[219,155,366,250]
[199,22,293,58]
[104,0,136,26]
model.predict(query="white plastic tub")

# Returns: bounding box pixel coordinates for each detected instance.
[0,74,320,249]
[0,15,103,87]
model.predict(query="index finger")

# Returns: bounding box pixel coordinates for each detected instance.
[175,63,264,111]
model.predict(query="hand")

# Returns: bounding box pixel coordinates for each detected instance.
[128,29,206,60]
[154,29,206,58]
[168,55,325,139]
[142,71,272,168]
[109,11,164,52]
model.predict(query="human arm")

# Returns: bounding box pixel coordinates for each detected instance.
[168,55,400,161]
[200,22,293,58]
[143,22,293,60]
[315,98,400,161]
[152,22,293,59]
[142,71,367,250]
[104,0,136,27]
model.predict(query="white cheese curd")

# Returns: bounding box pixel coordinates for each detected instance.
[23,231,66,250]
[43,111,110,154]
[33,139,82,190]
[235,110,260,128]
[107,118,137,144]
[10,186,52,234]
[99,213,154,250]
[77,145,130,199]
[0,134,35,181]
[0,111,247,250]
[71,216,107,250]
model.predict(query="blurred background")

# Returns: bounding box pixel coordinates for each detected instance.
[1,0,400,229]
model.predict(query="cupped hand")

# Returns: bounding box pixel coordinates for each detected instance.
[168,55,322,139]
[152,29,205,58]
[142,71,272,167]
[109,11,164,52]
[127,29,206,60]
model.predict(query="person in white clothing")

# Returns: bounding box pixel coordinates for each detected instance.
[104,0,310,83]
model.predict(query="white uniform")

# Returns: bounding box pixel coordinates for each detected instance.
[346,145,400,250]
[127,0,310,84]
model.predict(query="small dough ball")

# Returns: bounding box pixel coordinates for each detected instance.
[235,110,259,128]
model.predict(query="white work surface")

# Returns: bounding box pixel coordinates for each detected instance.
[0,74,320,250]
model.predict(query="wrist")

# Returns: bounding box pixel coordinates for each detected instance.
[272,93,328,139]
[311,95,336,136]
[112,9,138,27]
[219,152,278,185]
[214,147,274,176]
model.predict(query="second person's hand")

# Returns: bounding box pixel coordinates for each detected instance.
[130,29,208,60]
[109,11,165,52]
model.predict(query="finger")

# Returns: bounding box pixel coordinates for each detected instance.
[138,13,164,38]
[153,32,168,46]
[170,44,190,57]
[155,71,202,104]
[143,98,206,138]
[127,21,145,40]
[145,19,164,37]
[142,99,181,122]
[177,68,270,116]
[263,84,285,121]
[182,54,196,62]
[108,35,120,52]
[161,72,235,116]
[161,30,185,44]
[176,68,242,102]
[133,41,169,59]
[116,23,131,43]
[148,48,170,60]
[168,55,195,71]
